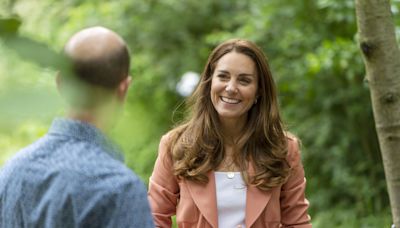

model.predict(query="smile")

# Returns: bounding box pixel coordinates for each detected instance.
[220,96,241,104]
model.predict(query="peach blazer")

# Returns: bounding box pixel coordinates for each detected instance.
[148,134,312,228]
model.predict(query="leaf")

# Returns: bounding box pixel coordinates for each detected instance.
[3,36,69,71]
[0,17,70,72]
[0,17,21,36]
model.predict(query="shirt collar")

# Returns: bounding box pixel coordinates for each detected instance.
[48,117,124,162]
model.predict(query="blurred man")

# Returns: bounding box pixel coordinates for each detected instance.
[0,26,154,228]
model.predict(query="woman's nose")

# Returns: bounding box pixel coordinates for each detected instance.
[225,82,238,94]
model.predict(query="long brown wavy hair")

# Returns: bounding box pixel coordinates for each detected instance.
[169,39,290,191]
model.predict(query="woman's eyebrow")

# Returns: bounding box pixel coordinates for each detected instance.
[216,70,230,74]
[238,73,255,77]
[217,70,254,77]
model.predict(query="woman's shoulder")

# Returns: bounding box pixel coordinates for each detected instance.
[285,131,298,142]
[160,124,189,147]
[159,131,173,149]
[284,132,302,168]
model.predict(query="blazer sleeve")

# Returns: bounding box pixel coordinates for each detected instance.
[148,134,180,228]
[280,137,312,228]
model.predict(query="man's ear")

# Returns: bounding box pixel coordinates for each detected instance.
[116,76,132,102]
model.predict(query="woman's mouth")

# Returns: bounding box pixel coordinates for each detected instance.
[220,96,241,104]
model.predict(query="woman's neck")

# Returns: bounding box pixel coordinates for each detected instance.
[219,116,246,145]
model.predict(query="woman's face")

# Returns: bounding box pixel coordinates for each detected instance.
[210,51,258,124]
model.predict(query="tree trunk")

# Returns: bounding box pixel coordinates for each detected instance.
[354,0,400,226]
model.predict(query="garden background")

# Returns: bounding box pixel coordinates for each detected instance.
[1,0,399,227]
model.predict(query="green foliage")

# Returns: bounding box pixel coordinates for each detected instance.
[312,208,392,228]
[0,17,20,35]
[3,36,67,69]
[1,0,398,226]
[0,39,62,131]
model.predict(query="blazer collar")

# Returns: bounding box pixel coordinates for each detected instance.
[245,183,272,227]
[186,167,272,228]
[186,172,218,228]
[245,162,273,227]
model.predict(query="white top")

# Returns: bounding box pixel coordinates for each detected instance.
[215,172,247,228]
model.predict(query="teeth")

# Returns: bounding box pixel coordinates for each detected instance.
[221,97,240,104]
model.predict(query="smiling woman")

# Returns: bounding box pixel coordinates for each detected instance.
[148,39,312,228]
[210,52,258,128]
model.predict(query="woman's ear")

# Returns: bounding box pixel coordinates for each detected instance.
[254,95,260,105]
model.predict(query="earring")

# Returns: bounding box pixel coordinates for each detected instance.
[254,98,258,104]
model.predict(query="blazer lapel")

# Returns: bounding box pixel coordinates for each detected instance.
[186,171,218,228]
[245,184,272,227]
[245,163,273,227]
[185,168,272,228]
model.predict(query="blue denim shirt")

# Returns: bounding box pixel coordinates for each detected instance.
[0,118,154,228]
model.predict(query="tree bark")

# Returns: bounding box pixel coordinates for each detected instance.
[355,0,400,226]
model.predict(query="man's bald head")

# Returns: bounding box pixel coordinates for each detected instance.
[63,26,130,89]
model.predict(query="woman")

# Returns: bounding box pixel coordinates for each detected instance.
[148,39,311,228]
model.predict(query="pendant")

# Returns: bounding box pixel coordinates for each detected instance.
[227,172,235,179]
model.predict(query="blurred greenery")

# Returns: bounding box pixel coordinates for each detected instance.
[1,0,399,227]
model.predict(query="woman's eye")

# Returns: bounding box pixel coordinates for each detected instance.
[217,74,229,80]
[239,78,251,84]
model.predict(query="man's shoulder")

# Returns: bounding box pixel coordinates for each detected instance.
[0,136,48,178]
[1,138,142,190]
[43,153,145,196]
[1,159,146,204]
[60,167,146,195]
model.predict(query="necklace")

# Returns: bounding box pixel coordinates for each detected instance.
[227,172,235,179]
